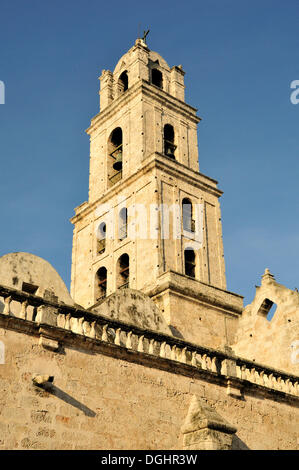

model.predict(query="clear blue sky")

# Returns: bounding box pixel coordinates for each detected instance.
[0,0,298,306]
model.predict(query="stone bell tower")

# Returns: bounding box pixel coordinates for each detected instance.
[70,38,243,348]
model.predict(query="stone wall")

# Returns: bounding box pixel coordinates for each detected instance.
[233,269,299,375]
[0,322,298,450]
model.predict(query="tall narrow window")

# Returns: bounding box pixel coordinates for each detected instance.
[184,249,196,278]
[152,68,163,88]
[182,198,195,232]
[118,71,128,93]
[119,207,127,240]
[117,254,129,289]
[164,124,176,159]
[108,127,123,186]
[97,222,106,255]
[96,267,107,301]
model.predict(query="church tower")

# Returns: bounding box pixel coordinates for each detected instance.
[70,38,242,348]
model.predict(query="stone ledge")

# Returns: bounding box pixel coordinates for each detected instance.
[0,312,298,406]
[146,270,243,316]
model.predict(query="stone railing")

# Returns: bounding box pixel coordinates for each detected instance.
[0,284,298,398]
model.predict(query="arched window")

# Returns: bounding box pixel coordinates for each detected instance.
[96,267,107,301]
[97,222,106,254]
[118,71,128,93]
[164,124,176,159]
[119,207,127,240]
[257,298,277,321]
[184,248,196,278]
[117,254,129,289]
[108,127,123,186]
[152,68,163,88]
[182,198,195,232]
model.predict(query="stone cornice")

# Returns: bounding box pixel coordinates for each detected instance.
[144,270,243,316]
[139,81,200,124]
[70,153,222,225]
[153,152,222,192]
[86,79,200,136]
[0,283,298,404]
[0,312,298,406]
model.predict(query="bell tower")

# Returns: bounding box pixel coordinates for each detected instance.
[70,38,243,348]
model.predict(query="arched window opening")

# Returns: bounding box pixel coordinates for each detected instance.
[117,254,129,289]
[164,124,176,159]
[184,249,196,278]
[119,208,127,240]
[97,222,106,254]
[118,71,128,93]
[182,198,195,233]
[257,298,277,321]
[152,68,163,88]
[96,267,107,301]
[108,127,123,186]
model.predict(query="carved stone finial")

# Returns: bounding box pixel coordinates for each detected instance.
[135,37,148,48]
[261,268,275,284]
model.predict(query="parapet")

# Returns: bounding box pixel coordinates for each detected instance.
[232,269,299,374]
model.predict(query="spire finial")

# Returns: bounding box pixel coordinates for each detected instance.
[261,268,275,284]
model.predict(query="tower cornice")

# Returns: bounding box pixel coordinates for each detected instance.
[70,152,222,225]
[86,79,201,137]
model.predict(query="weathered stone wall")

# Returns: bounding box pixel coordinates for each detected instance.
[0,325,298,450]
[71,156,229,335]
[233,270,299,375]
[149,270,242,347]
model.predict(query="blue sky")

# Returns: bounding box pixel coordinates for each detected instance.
[0,0,298,306]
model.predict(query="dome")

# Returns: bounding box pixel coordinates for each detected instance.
[113,40,171,77]
[0,252,74,305]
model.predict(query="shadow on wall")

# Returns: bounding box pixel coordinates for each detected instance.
[34,382,96,417]
[231,434,250,450]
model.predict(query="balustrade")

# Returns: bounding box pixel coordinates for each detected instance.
[0,285,298,398]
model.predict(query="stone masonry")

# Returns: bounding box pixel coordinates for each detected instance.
[0,38,298,450]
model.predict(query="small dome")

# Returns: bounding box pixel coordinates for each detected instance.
[113,40,171,77]
[0,252,74,305]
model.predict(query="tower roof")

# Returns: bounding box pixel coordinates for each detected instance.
[113,38,171,76]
